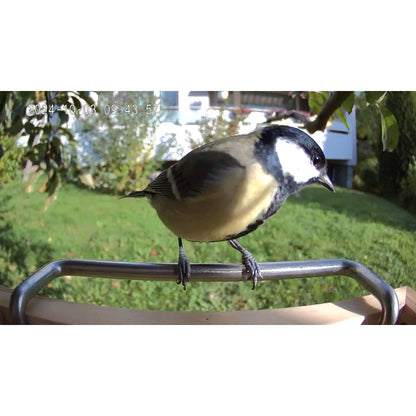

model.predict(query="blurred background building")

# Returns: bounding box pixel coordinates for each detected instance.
[154,91,357,188]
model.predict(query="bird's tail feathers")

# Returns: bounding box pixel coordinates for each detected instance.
[120,190,147,199]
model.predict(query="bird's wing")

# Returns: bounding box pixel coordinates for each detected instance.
[145,169,175,198]
[146,150,245,200]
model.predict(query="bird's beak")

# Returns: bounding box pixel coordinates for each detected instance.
[317,174,335,192]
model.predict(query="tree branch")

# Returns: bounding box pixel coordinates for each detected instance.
[266,91,354,134]
[266,110,309,125]
[305,91,353,133]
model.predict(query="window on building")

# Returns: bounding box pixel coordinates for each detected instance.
[160,91,179,108]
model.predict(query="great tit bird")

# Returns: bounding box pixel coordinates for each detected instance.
[124,125,334,290]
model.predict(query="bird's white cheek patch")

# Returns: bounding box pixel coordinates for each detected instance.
[274,139,319,183]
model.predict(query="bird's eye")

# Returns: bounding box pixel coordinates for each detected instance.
[313,155,322,167]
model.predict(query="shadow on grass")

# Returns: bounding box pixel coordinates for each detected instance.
[290,187,416,232]
[0,194,70,298]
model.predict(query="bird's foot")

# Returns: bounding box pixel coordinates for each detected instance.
[228,239,263,290]
[177,245,191,290]
[241,252,263,290]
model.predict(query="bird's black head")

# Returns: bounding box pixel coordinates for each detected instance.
[257,125,335,192]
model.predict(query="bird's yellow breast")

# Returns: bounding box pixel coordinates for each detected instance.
[150,163,277,242]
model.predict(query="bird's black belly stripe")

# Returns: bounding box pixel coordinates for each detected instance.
[224,188,288,241]
[225,219,265,240]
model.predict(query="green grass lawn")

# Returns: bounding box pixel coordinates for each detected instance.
[1,177,415,311]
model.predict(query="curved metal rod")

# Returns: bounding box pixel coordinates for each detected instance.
[9,258,399,325]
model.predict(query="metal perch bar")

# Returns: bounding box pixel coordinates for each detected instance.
[9,258,399,325]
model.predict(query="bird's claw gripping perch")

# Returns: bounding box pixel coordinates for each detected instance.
[229,239,262,289]
[177,238,191,290]
[242,252,263,290]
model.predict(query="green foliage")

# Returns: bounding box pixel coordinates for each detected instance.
[355,92,416,211]
[379,92,416,199]
[1,179,415,311]
[377,104,399,151]
[308,91,350,129]
[73,92,162,193]
[342,92,355,114]
[308,91,399,151]
[0,91,96,208]
[365,91,386,105]
[308,91,330,115]
[356,93,381,145]
[0,92,34,135]
[353,157,380,194]
[400,156,416,213]
[359,91,399,152]
[196,104,246,146]
[0,135,24,184]
[355,93,382,194]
